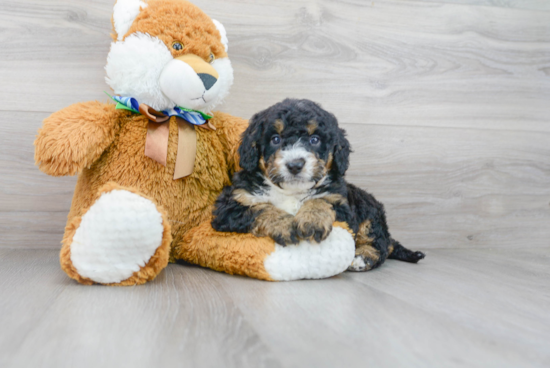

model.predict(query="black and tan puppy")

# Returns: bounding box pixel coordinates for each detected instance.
[212,99,425,271]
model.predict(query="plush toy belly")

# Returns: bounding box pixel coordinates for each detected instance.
[177,221,356,281]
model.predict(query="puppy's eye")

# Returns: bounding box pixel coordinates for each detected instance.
[309,135,320,146]
[172,41,183,51]
[209,53,215,63]
[271,135,281,145]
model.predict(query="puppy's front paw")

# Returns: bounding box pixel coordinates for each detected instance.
[268,215,299,246]
[252,213,299,246]
[293,211,334,243]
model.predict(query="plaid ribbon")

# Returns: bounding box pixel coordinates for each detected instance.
[106,93,212,125]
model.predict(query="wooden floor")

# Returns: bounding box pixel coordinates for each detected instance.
[1,0,549,367]
[0,248,549,368]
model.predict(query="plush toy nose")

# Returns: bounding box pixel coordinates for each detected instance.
[286,158,305,175]
[174,54,219,89]
[198,73,217,90]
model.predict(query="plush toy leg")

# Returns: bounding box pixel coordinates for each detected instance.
[60,183,172,285]
[174,221,355,281]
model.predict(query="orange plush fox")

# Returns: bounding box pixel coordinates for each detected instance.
[34,0,355,285]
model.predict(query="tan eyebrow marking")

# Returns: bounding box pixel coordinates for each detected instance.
[274,119,284,133]
[307,120,318,135]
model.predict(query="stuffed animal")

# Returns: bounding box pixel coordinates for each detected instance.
[34,0,356,285]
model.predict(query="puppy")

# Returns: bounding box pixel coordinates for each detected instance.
[212,99,425,271]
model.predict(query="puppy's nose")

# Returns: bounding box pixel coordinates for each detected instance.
[286,158,305,175]
[198,73,217,90]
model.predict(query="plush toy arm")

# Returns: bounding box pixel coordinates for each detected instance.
[35,101,121,176]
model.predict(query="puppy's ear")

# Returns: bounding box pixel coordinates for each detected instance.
[332,127,351,176]
[239,112,265,172]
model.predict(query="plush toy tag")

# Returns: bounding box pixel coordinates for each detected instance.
[141,104,171,166]
[145,121,170,167]
[174,118,197,179]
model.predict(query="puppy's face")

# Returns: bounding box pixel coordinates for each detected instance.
[240,99,350,191]
[260,118,329,191]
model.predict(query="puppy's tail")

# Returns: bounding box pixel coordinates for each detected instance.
[388,239,425,263]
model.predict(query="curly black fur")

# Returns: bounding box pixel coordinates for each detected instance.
[212,98,425,270]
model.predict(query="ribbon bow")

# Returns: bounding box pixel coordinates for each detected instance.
[107,93,215,180]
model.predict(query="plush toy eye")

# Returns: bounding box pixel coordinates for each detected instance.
[172,42,183,51]
[309,135,320,146]
[209,53,215,63]
[271,135,281,145]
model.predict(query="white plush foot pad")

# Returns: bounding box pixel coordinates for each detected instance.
[71,190,164,284]
[264,227,355,281]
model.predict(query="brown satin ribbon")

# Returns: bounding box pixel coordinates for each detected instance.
[140,104,215,180]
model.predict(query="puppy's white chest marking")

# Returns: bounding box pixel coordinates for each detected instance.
[238,176,333,215]
[264,186,307,215]
[240,182,311,215]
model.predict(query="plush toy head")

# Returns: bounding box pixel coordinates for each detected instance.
[105,0,233,113]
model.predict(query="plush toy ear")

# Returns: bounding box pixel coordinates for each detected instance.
[238,112,266,172]
[332,127,351,176]
[113,0,148,41]
[212,19,229,52]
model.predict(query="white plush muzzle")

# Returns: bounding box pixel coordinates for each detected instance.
[158,57,233,112]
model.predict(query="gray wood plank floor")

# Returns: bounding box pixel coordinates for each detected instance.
[1,1,549,367]
[1,248,549,368]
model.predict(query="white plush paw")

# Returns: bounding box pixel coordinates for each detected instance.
[70,190,164,284]
[264,227,355,281]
